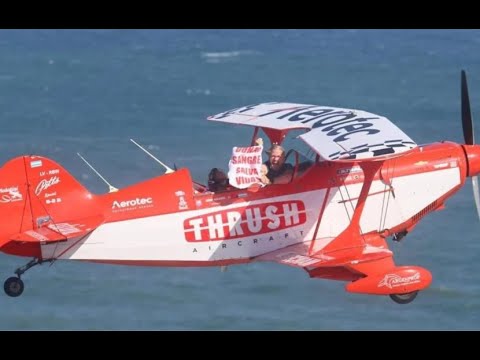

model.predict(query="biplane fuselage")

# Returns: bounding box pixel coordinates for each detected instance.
[1,140,478,301]
[1,74,478,302]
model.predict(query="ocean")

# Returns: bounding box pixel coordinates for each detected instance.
[1,29,479,330]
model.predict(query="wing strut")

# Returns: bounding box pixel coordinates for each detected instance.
[130,139,174,174]
[77,153,118,192]
[311,160,384,257]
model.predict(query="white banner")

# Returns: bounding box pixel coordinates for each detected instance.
[228,145,263,189]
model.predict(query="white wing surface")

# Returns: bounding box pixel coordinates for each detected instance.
[208,102,417,161]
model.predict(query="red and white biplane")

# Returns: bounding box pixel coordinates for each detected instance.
[0,71,478,304]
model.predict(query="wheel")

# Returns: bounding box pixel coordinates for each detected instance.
[389,291,418,304]
[4,277,24,297]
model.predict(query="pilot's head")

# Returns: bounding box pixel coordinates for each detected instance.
[267,144,286,171]
[208,168,229,192]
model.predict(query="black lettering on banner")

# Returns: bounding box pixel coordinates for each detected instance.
[238,241,242,246]
[213,104,258,119]
[326,123,375,137]
[237,104,260,113]
[282,109,334,123]
[334,129,381,142]
[321,117,376,132]
[284,107,382,143]
[253,238,258,244]
[222,243,227,249]
[259,105,315,118]
[310,112,357,127]
[284,233,289,238]
[193,248,198,253]
[269,236,274,241]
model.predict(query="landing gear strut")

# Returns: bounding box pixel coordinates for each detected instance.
[3,258,51,297]
[392,230,408,242]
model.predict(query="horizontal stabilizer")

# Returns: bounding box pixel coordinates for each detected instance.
[11,215,104,245]
[11,227,68,245]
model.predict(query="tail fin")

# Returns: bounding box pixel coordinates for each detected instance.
[0,155,101,250]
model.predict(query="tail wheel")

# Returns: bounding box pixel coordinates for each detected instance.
[389,291,418,304]
[4,277,24,297]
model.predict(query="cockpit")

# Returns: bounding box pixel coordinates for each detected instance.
[192,126,317,196]
[282,148,315,182]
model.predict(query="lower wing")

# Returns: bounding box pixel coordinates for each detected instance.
[254,235,393,281]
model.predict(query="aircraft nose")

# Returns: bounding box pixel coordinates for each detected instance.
[463,144,480,177]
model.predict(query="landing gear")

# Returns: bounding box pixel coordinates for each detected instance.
[389,291,418,304]
[3,258,52,297]
[4,277,24,297]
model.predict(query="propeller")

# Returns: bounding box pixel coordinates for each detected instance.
[461,70,480,220]
[462,70,474,145]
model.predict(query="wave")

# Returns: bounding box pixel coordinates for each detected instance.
[186,89,211,96]
[201,50,260,63]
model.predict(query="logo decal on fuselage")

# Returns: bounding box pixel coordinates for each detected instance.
[35,176,60,196]
[183,200,306,242]
[112,197,154,212]
[0,186,23,203]
[175,190,188,210]
[378,272,421,289]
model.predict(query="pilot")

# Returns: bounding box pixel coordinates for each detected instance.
[207,168,230,192]
[260,144,293,185]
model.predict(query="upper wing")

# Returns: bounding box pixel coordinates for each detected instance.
[10,215,104,245]
[208,102,417,162]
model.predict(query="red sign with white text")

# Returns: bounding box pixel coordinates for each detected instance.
[183,201,306,242]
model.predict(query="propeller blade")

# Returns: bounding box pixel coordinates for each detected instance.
[472,176,480,221]
[461,70,474,145]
